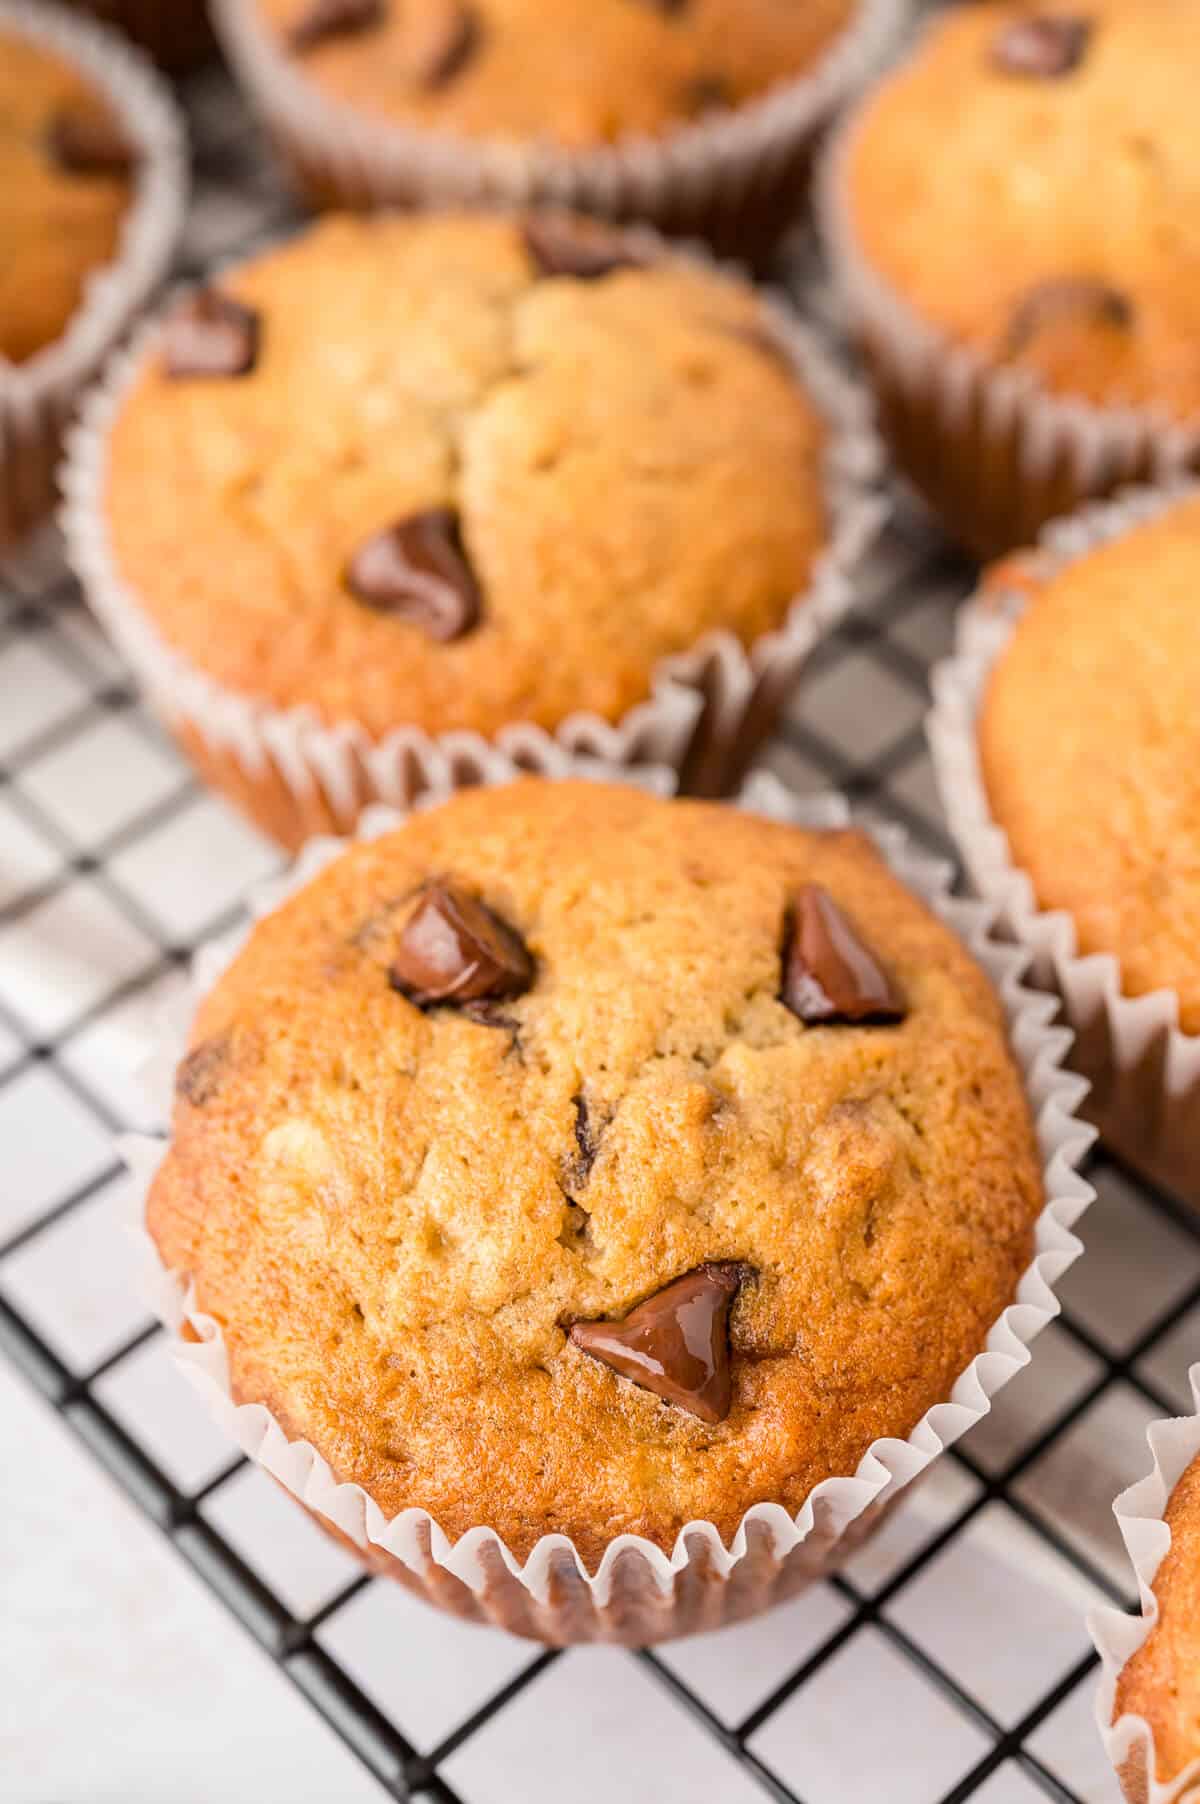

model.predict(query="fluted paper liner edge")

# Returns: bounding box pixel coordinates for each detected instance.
[1090,1365,1200,1804]
[117,766,1096,1641]
[928,479,1200,1203]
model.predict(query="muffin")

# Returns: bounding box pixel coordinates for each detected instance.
[929,482,1200,1203]
[65,1,216,74]
[0,1,184,547]
[210,0,903,257]
[1093,1369,1200,1804]
[1115,1452,1200,1800]
[140,776,1062,1640]
[822,0,1200,557]
[65,209,876,847]
[0,30,135,365]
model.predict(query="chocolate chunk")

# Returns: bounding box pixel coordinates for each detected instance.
[175,1035,231,1107]
[46,105,135,177]
[523,216,646,283]
[782,885,906,1027]
[570,1263,747,1424]
[346,509,482,641]
[417,1,481,87]
[287,0,384,52]
[164,289,260,379]
[1001,278,1132,358]
[990,15,1092,78]
[389,881,533,1006]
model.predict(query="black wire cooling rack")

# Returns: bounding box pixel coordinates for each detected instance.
[1,23,1198,1804]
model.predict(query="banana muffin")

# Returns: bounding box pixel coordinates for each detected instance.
[1115,1451,1200,1796]
[0,26,136,364]
[146,779,1045,1560]
[91,209,838,837]
[826,0,1200,551]
[247,0,858,148]
[979,493,1200,1031]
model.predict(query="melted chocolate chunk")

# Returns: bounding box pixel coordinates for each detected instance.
[46,105,135,177]
[175,1035,231,1107]
[389,881,533,1006]
[164,289,260,379]
[1001,277,1132,358]
[990,15,1092,78]
[782,885,906,1027]
[417,1,481,87]
[570,1263,747,1424]
[573,1094,598,1182]
[287,0,384,52]
[523,216,646,282]
[346,508,481,641]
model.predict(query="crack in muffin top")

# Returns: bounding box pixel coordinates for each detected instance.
[147,781,1044,1559]
[104,212,831,740]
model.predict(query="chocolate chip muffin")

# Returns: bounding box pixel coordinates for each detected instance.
[145,779,1045,1560]
[1115,1451,1200,1796]
[824,0,1200,553]
[248,0,858,148]
[0,26,136,364]
[979,492,1200,1032]
[92,210,838,838]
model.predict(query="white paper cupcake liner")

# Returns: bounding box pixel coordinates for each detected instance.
[119,763,1096,1647]
[0,0,186,553]
[210,0,906,259]
[816,43,1200,561]
[1090,1365,1200,1804]
[60,220,886,850]
[928,479,1200,1207]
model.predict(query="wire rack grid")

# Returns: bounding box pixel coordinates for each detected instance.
[1,32,1198,1804]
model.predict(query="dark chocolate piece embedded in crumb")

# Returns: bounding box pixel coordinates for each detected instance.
[389,881,533,1006]
[46,105,135,177]
[523,216,647,283]
[346,508,482,641]
[781,884,906,1026]
[164,289,261,380]
[175,1034,232,1107]
[570,1263,748,1424]
[286,0,384,53]
[990,15,1092,79]
[1001,278,1133,359]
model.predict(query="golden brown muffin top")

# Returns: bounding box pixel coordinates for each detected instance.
[980,495,1200,1032]
[0,30,134,364]
[146,780,1044,1560]
[1116,1449,1200,1785]
[255,0,858,148]
[105,211,831,741]
[842,0,1200,417]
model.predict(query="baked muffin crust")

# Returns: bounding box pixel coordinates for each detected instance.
[104,212,831,740]
[0,30,133,363]
[843,0,1200,416]
[147,780,1044,1560]
[1116,1451,1200,1786]
[254,0,858,148]
[980,496,1200,1032]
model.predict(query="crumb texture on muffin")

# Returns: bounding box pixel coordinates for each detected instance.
[104,212,830,740]
[146,780,1044,1559]
[1116,1450,1200,1785]
[980,496,1200,1032]
[256,0,857,147]
[843,0,1200,414]
[0,30,133,363]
